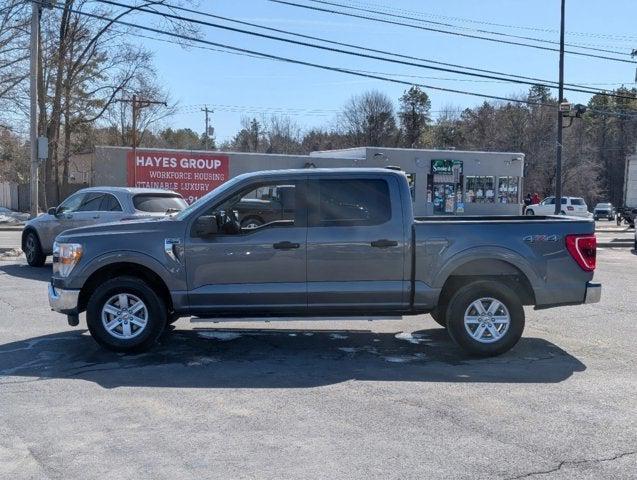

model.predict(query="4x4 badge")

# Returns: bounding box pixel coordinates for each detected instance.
[523,234,559,242]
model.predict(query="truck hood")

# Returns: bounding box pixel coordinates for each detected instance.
[56,216,182,243]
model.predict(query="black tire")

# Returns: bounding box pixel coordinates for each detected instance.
[86,276,167,353]
[241,217,263,229]
[430,306,447,328]
[525,209,534,216]
[23,231,46,267]
[445,280,525,357]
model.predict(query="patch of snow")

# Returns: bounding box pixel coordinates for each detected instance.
[329,333,348,340]
[187,356,219,366]
[395,332,427,344]
[383,353,427,363]
[197,331,242,341]
[0,209,28,224]
[338,347,359,353]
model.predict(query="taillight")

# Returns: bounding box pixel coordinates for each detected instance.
[565,234,596,271]
[567,206,574,211]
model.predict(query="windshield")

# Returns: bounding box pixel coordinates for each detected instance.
[175,175,246,220]
[595,203,611,208]
[133,194,188,213]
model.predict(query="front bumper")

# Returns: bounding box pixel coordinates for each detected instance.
[48,284,80,314]
[584,282,602,304]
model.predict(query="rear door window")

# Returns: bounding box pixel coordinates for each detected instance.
[309,179,391,227]
[77,193,104,212]
[571,198,585,206]
[99,194,123,212]
[133,194,187,213]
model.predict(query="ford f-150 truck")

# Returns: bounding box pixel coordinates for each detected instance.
[48,169,601,356]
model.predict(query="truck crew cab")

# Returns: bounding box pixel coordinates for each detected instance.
[48,169,601,356]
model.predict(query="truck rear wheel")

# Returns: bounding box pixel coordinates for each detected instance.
[86,276,167,353]
[445,280,524,357]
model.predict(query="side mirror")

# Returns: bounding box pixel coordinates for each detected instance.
[48,207,58,216]
[193,215,218,237]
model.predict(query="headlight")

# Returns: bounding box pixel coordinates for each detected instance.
[52,242,83,277]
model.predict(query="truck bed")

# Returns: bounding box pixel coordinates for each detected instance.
[411,215,595,310]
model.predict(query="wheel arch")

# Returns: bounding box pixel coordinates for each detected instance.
[21,226,41,249]
[434,253,538,307]
[78,261,173,314]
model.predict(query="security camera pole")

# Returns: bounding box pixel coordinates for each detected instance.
[554,0,566,215]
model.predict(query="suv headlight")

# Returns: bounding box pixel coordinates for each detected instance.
[52,242,83,277]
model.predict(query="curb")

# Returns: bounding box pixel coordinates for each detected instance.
[0,225,24,231]
[597,242,633,248]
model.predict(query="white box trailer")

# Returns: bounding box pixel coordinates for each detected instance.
[624,154,637,208]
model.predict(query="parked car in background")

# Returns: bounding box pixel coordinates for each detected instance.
[235,185,295,229]
[593,203,615,221]
[22,187,187,267]
[525,196,589,217]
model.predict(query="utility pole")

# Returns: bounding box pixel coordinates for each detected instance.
[201,106,213,150]
[120,96,167,185]
[29,1,40,218]
[554,0,566,215]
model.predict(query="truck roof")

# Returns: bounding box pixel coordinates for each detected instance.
[235,167,407,178]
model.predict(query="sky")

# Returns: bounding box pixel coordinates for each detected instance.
[123,0,637,143]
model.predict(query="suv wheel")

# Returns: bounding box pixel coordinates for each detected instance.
[23,231,46,267]
[525,209,534,216]
[445,280,525,357]
[86,276,167,352]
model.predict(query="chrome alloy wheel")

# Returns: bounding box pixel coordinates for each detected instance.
[463,297,511,344]
[101,293,148,340]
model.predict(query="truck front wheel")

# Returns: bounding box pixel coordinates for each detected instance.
[445,280,524,357]
[86,276,167,353]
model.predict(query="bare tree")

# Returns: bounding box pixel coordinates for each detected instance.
[338,90,397,147]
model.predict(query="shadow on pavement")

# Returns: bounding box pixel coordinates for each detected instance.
[0,263,52,282]
[0,326,586,388]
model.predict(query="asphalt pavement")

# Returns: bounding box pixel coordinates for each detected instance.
[0,237,635,479]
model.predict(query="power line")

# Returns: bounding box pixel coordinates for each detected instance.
[50,3,554,107]
[93,0,637,100]
[337,0,637,42]
[270,0,637,64]
[46,3,637,110]
[297,0,632,56]
[110,24,635,89]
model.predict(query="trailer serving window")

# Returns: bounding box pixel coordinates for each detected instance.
[465,176,495,204]
[497,176,520,204]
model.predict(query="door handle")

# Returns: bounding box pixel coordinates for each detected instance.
[371,239,398,248]
[273,241,300,250]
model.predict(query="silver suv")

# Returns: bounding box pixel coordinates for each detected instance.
[22,187,187,266]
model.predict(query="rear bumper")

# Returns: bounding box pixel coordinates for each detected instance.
[48,284,80,314]
[584,282,602,304]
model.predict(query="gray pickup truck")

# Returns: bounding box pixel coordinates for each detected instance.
[48,169,601,356]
